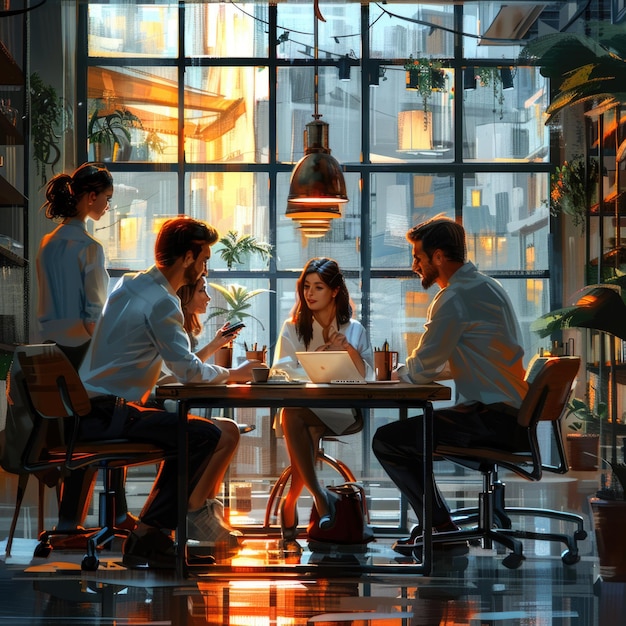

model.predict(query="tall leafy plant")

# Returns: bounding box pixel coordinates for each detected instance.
[215,230,272,270]
[206,283,272,329]
[30,72,63,184]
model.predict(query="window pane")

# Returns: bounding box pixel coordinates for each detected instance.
[369,3,454,59]
[185,2,268,58]
[462,66,549,162]
[277,66,361,165]
[275,172,361,271]
[87,66,178,163]
[185,66,269,164]
[370,173,454,269]
[276,3,361,61]
[92,171,178,270]
[462,2,533,60]
[185,172,270,271]
[371,67,454,163]
[88,2,178,58]
[462,172,549,272]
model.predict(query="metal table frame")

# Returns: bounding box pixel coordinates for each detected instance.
[155,382,451,578]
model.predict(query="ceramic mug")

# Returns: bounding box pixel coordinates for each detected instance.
[374,350,398,381]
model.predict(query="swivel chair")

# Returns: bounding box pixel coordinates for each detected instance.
[409,356,586,569]
[7,344,168,571]
[263,409,364,528]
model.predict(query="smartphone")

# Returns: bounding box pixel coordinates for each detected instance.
[221,321,245,337]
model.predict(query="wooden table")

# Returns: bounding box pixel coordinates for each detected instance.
[155,381,451,577]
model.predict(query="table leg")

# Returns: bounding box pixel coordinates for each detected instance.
[176,399,189,578]
[421,401,433,575]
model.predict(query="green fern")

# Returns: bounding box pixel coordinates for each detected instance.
[207,283,272,329]
[216,231,272,270]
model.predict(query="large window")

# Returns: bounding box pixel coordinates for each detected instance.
[81,1,554,525]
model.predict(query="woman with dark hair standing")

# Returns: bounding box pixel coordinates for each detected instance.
[36,163,133,539]
[37,162,113,367]
[272,258,373,554]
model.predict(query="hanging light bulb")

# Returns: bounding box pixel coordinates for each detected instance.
[286,1,348,238]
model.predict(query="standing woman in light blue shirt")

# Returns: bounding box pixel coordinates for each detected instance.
[37,163,112,367]
[36,163,132,537]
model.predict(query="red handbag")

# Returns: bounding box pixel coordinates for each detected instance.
[307,483,375,551]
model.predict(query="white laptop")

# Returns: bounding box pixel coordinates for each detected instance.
[296,351,365,383]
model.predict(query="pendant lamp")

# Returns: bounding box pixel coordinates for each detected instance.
[286,1,348,237]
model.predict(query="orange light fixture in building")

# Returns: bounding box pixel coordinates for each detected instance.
[286,2,348,237]
[397,110,433,152]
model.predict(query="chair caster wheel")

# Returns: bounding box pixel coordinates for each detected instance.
[502,553,525,569]
[561,550,580,565]
[81,555,99,571]
[574,530,587,541]
[34,542,52,558]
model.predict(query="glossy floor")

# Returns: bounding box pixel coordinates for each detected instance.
[0,492,623,626]
[0,461,618,625]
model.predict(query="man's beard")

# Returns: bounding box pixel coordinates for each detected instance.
[184,261,199,286]
[420,267,437,290]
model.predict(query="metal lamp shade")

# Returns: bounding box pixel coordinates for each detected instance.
[285,202,342,238]
[287,119,348,205]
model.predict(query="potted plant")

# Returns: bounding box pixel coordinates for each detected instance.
[87,105,143,162]
[206,283,272,367]
[590,458,626,581]
[206,283,271,329]
[404,55,447,122]
[214,230,272,270]
[548,155,599,233]
[29,72,64,184]
[475,67,507,120]
[564,397,605,471]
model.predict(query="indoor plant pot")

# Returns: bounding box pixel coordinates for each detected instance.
[567,433,600,471]
[590,461,626,582]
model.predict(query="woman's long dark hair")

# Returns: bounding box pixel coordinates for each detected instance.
[293,257,352,348]
[41,162,113,220]
[177,278,203,338]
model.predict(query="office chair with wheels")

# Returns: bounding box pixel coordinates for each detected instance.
[8,344,167,571]
[408,356,586,569]
[263,409,364,528]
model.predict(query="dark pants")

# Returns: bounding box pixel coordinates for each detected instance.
[372,402,522,528]
[79,397,221,530]
[53,342,110,528]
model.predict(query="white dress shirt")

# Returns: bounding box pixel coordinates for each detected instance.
[398,261,528,408]
[273,317,374,433]
[80,265,228,403]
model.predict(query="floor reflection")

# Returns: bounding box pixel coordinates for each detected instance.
[0,534,606,625]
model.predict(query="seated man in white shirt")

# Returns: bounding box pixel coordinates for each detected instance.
[79,217,265,568]
[372,215,528,557]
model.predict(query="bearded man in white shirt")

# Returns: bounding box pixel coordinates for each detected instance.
[79,217,263,568]
[372,215,528,557]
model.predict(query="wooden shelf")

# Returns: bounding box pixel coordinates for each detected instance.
[0,41,23,86]
[0,112,23,144]
[0,245,26,267]
[0,176,26,206]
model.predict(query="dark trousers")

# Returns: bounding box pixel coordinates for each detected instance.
[79,397,221,530]
[372,402,521,528]
[53,342,111,527]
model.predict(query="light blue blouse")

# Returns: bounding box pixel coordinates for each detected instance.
[36,218,109,347]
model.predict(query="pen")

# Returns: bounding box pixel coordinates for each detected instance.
[383,339,389,352]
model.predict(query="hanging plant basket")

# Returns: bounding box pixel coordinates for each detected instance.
[403,55,447,120]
